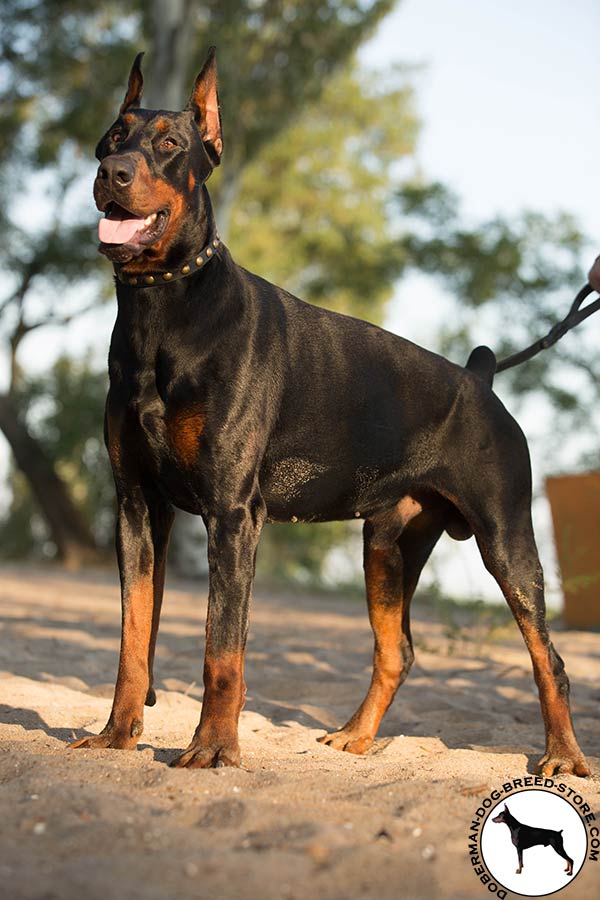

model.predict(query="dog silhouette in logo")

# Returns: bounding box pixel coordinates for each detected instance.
[492,803,573,876]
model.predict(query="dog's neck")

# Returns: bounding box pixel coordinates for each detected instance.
[114,185,220,287]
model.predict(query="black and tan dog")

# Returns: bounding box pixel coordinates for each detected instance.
[493,804,574,876]
[71,49,590,775]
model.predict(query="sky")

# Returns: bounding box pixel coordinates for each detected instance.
[363,0,600,237]
[4,0,600,603]
[361,0,600,603]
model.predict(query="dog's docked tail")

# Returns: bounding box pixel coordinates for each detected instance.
[466,345,497,387]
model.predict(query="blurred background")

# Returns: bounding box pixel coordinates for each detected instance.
[0,0,598,609]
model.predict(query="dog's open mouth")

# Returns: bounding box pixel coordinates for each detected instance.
[98,202,169,249]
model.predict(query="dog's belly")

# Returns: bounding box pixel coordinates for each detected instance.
[259,454,407,523]
[261,456,354,522]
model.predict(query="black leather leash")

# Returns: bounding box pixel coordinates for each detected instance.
[496,284,600,373]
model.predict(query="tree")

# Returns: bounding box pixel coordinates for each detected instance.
[229,60,416,320]
[0,357,111,563]
[1,2,595,577]
[398,182,599,472]
[0,0,398,564]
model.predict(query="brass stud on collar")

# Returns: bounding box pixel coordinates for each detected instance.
[291,515,298,523]
[118,232,219,287]
[355,511,361,518]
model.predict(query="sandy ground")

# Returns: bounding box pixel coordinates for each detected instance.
[0,565,598,900]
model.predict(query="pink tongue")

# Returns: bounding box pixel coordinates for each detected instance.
[99,214,146,244]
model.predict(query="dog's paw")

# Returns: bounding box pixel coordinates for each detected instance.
[535,751,591,778]
[317,729,374,755]
[169,738,241,769]
[68,720,142,751]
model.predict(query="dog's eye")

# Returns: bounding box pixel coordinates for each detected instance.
[110,130,124,144]
[160,137,177,151]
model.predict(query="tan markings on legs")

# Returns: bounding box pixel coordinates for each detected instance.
[69,574,155,750]
[494,570,590,777]
[112,575,154,737]
[319,534,412,754]
[477,512,589,778]
[319,499,447,756]
[170,650,246,768]
[167,407,205,466]
[518,613,590,776]
[336,602,411,751]
[201,651,247,736]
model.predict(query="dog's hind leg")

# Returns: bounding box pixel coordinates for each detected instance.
[553,835,574,875]
[473,500,589,777]
[318,503,444,754]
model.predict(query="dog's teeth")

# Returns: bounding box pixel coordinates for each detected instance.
[144,214,156,226]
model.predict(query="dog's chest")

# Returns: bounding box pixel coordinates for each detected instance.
[138,396,205,468]
[110,373,204,473]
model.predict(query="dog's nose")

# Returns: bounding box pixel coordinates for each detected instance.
[98,156,135,188]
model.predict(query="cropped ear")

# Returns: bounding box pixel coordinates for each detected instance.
[504,804,509,811]
[120,52,145,114]
[187,46,223,166]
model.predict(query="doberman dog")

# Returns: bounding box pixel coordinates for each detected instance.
[493,804,574,876]
[70,48,590,775]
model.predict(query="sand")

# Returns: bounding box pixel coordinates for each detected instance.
[0,565,598,899]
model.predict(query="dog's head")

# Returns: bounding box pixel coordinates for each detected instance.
[94,48,222,268]
[492,804,510,824]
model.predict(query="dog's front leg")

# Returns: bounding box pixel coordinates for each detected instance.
[516,848,523,874]
[171,498,265,769]
[70,486,173,750]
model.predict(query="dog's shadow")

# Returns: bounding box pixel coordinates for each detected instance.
[0,705,80,744]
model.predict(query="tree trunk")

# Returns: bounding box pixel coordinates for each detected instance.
[0,394,100,568]
[145,0,196,109]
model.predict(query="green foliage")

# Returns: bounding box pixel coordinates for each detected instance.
[229,61,417,319]
[397,181,600,470]
[0,471,42,558]
[0,0,408,574]
[399,182,585,304]
[258,520,361,587]
[0,357,112,557]
[0,1,400,344]
[0,1,597,578]
[176,1,398,172]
